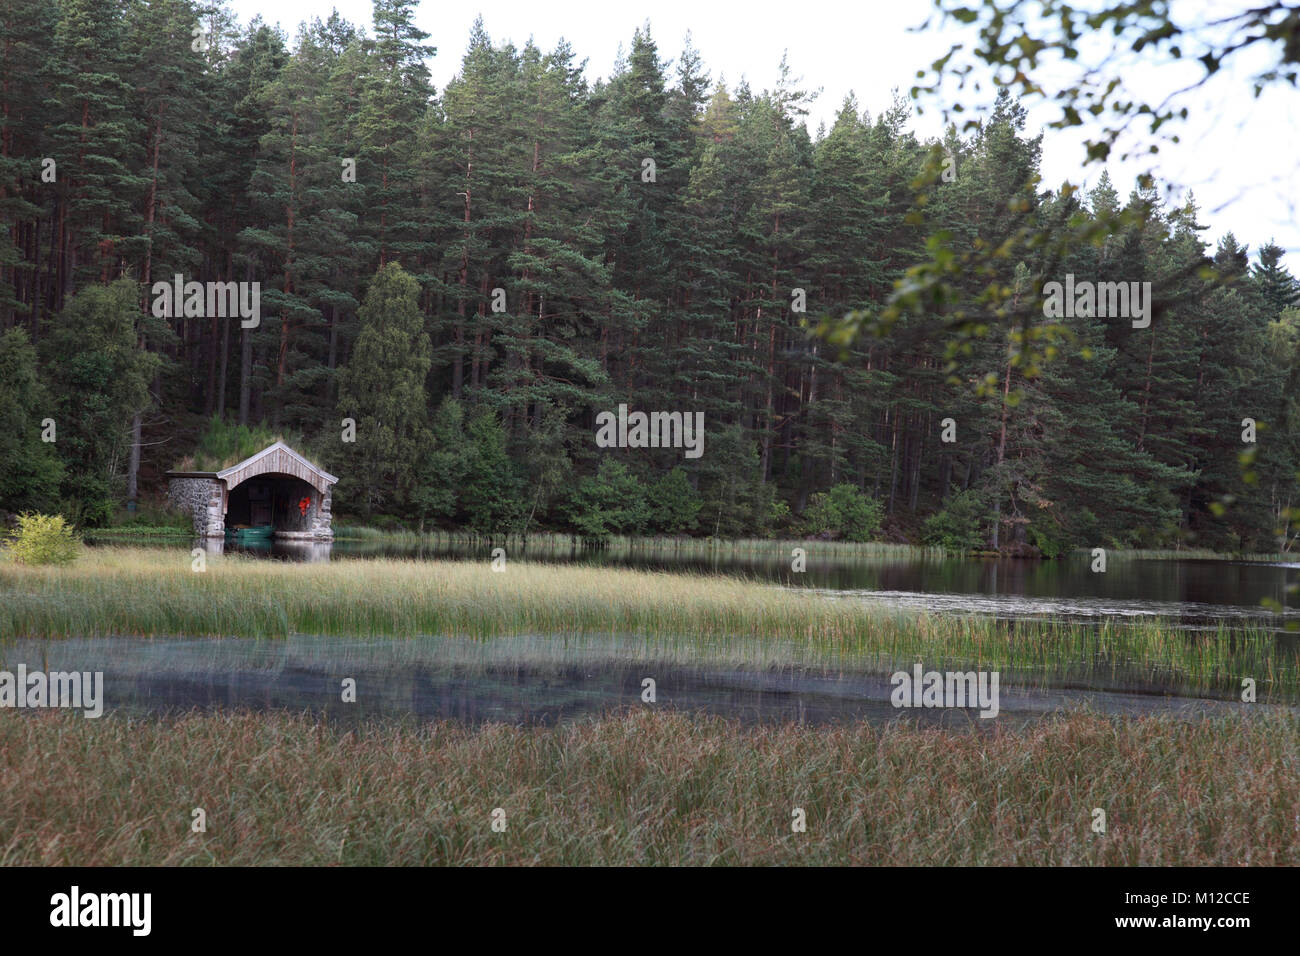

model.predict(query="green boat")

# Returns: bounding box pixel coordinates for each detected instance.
[225,524,274,542]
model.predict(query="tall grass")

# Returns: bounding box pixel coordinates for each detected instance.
[1091,548,1292,562]
[332,526,951,558]
[89,525,191,538]
[331,526,1292,562]
[2,547,1296,697]
[1,709,1294,865]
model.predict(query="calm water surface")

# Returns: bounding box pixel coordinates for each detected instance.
[4,634,1287,728]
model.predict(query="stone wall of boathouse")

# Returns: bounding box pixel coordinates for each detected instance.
[167,476,225,538]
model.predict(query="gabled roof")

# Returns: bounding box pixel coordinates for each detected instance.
[213,441,338,493]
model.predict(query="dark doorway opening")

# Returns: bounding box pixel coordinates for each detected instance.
[225,474,315,535]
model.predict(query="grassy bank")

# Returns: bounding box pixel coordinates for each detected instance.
[1,547,1297,697]
[0,709,1294,865]
[85,526,191,539]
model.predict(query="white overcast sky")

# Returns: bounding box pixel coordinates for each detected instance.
[226,0,1299,266]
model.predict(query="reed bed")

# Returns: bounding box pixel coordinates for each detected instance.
[329,526,1291,562]
[0,708,1295,865]
[1091,548,1292,562]
[2,547,1297,697]
[332,526,950,559]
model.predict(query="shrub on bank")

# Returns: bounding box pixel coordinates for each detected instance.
[4,512,81,565]
[923,489,987,552]
[803,484,884,542]
[646,467,702,535]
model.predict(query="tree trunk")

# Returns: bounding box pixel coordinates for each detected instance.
[238,261,253,425]
[126,412,141,503]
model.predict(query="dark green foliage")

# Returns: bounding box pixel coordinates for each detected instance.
[335,262,431,516]
[923,489,986,551]
[409,397,471,526]
[804,484,884,542]
[39,281,160,525]
[647,467,701,535]
[190,416,279,471]
[565,459,649,541]
[0,4,1295,550]
[0,330,63,513]
[1253,242,1300,320]
[460,411,525,536]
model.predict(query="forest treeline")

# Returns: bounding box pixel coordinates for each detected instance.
[1,0,1298,552]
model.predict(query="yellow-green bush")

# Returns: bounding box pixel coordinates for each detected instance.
[5,512,81,565]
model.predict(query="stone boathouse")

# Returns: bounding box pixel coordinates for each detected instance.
[167,441,337,540]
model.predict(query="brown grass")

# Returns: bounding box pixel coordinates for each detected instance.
[0,709,1295,865]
